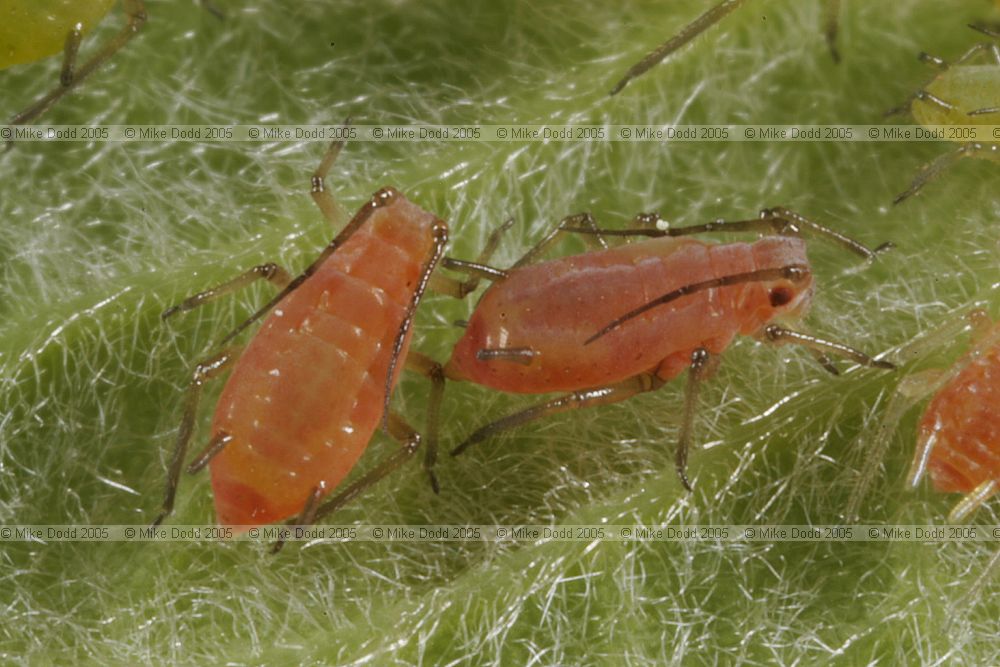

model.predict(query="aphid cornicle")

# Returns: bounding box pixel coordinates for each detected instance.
[152,133,499,536]
[2,1,147,126]
[847,309,1000,522]
[890,24,1000,204]
[442,208,894,489]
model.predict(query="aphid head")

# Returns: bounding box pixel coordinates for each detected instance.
[768,263,814,321]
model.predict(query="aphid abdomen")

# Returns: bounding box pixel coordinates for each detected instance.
[1,1,116,68]
[208,190,443,527]
[912,67,1000,129]
[921,342,1000,495]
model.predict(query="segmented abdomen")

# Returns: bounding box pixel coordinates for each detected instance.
[209,190,442,527]
[921,338,1000,494]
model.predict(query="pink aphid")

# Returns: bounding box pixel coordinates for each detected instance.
[153,135,452,533]
[443,208,892,489]
[849,309,1000,522]
[448,235,812,393]
[910,311,1000,520]
[207,190,445,527]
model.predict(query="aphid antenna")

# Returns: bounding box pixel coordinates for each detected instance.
[585,264,810,345]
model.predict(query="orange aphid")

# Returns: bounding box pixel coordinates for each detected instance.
[208,190,446,527]
[153,134,452,534]
[447,235,814,394]
[848,309,1000,522]
[911,311,1000,517]
[444,208,892,489]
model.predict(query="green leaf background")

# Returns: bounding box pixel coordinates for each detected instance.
[2,0,999,663]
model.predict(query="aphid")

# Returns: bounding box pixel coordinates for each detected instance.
[609,0,842,96]
[442,208,894,489]
[847,309,1000,522]
[891,24,1000,204]
[152,133,496,534]
[2,1,148,126]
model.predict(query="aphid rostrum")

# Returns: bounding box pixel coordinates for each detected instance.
[153,134,498,534]
[847,309,1000,522]
[441,208,894,489]
[890,24,1000,204]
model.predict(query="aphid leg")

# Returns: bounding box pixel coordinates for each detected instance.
[566,208,891,261]
[843,368,943,522]
[311,130,350,225]
[967,106,1000,117]
[952,543,1000,614]
[948,480,1000,522]
[761,325,895,370]
[10,0,148,126]
[511,213,609,269]
[450,373,666,457]
[199,0,226,21]
[312,413,424,524]
[893,143,1000,205]
[161,263,293,319]
[608,0,749,96]
[675,349,718,491]
[152,346,242,527]
[967,308,996,342]
[60,25,84,88]
[436,259,508,293]
[381,221,449,432]
[431,218,514,298]
[270,486,322,554]
[272,415,425,552]
[824,0,841,63]
[405,352,447,494]
[438,210,608,294]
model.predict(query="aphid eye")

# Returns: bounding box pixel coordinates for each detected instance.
[769,286,794,308]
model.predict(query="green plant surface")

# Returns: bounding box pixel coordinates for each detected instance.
[2,0,1000,663]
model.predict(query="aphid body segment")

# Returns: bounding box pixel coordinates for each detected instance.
[913,314,1000,514]
[0,0,116,68]
[893,25,1000,203]
[847,310,1000,522]
[210,189,446,527]
[448,236,812,393]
